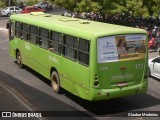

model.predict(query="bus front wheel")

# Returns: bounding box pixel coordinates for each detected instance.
[51,71,61,93]
[16,51,23,68]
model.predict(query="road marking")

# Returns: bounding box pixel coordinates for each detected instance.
[0,83,43,120]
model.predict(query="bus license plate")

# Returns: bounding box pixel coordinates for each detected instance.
[118,82,128,87]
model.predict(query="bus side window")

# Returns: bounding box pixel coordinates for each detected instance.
[78,39,90,66]
[62,35,78,60]
[15,22,22,38]
[29,25,38,44]
[21,23,28,41]
[38,28,49,49]
[50,31,62,54]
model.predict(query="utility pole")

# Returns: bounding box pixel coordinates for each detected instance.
[6,0,11,6]
[9,0,10,6]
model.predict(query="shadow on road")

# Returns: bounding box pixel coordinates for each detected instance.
[16,66,160,116]
[149,76,160,82]
[63,91,160,116]
[0,70,95,120]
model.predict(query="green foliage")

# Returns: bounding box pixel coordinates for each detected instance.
[0,0,158,18]
[48,0,160,18]
[53,0,76,11]
[75,0,97,12]
[0,0,17,7]
[0,1,5,8]
[24,0,38,6]
[126,0,149,17]
[151,0,160,17]
[11,0,17,6]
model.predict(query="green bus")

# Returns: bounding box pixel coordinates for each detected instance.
[8,12,148,101]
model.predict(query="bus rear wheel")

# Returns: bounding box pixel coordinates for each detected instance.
[51,71,61,93]
[16,51,23,68]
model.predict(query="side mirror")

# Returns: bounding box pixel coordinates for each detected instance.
[6,21,9,29]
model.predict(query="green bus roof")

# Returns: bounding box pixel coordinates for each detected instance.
[10,13,147,39]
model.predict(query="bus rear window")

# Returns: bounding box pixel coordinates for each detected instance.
[97,34,146,63]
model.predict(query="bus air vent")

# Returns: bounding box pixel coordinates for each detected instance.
[59,18,79,22]
[79,20,90,24]
[30,12,45,16]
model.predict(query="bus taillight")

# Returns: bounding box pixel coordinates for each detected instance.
[94,74,99,87]
[94,80,99,87]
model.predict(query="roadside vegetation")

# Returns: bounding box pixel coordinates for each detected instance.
[1,0,160,19]
[50,0,160,19]
[0,0,40,8]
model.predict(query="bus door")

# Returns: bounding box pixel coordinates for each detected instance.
[20,23,31,66]
[74,39,90,90]
[97,34,147,89]
[25,25,39,69]
[37,47,49,78]
[37,28,50,77]
[61,35,78,92]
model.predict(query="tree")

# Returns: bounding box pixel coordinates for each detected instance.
[75,0,100,13]
[143,0,160,17]
[0,0,6,8]
[0,0,17,7]
[53,0,77,11]
[126,0,149,18]
[152,0,160,17]
[49,0,160,18]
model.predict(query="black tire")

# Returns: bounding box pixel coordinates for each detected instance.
[51,71,61,93]
[154,45,159,52]
[7,13,11,17]
[16,51,23,68]
[148,67,151,77]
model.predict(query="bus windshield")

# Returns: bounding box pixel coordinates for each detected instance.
[97,34,146,63]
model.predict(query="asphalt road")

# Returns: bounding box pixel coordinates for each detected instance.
[0,16,160,120]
